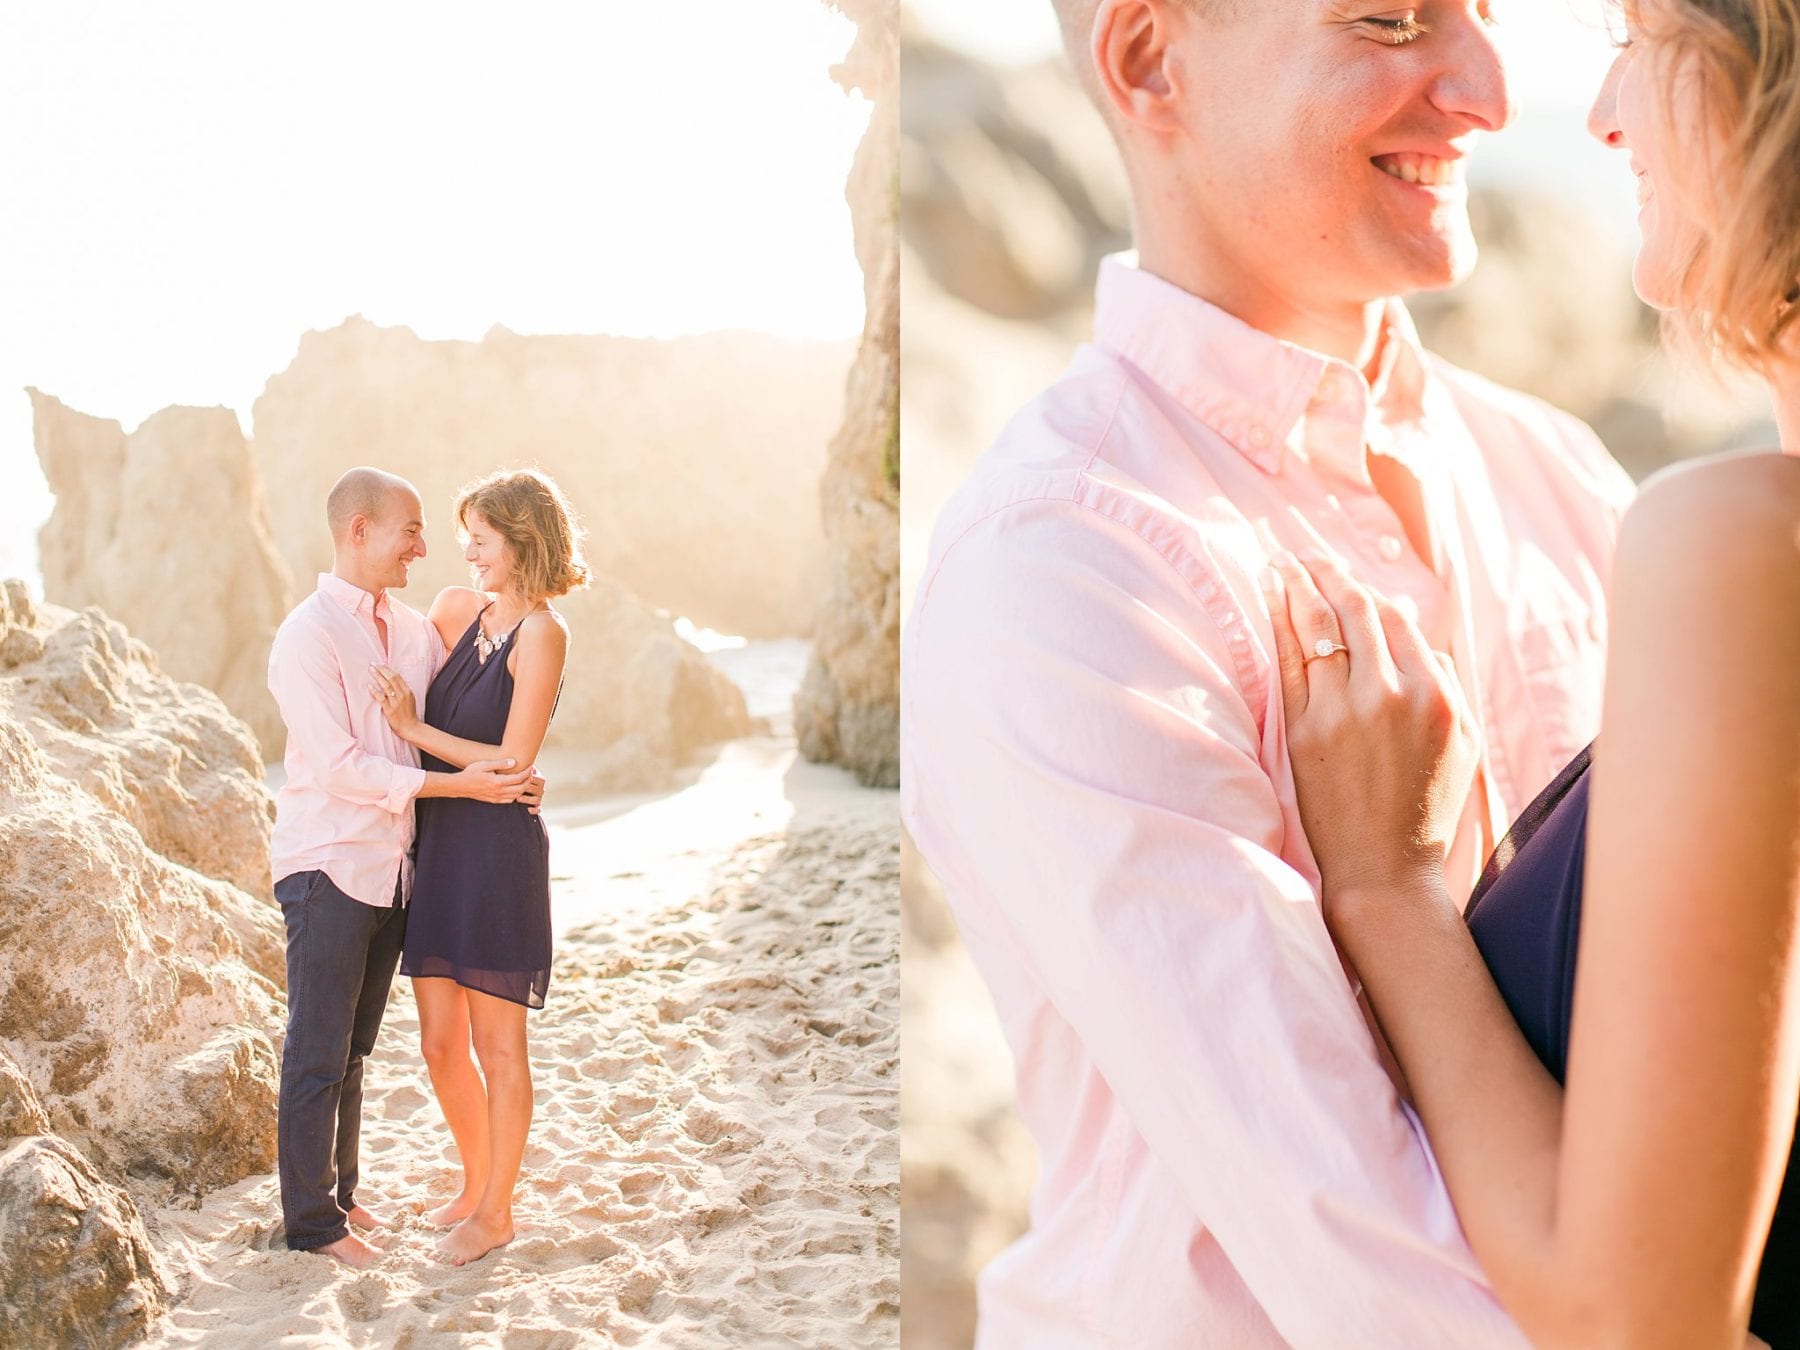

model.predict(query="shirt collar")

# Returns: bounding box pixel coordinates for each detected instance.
[317,571,391,622]
[1091,253,1430,477]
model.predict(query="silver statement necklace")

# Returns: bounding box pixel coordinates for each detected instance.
[474,613,512,665]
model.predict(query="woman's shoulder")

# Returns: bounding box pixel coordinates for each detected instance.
[1618,450,1800,618]
[1624,449,1800,554]
[429,586,488,622]
[515,606,570,650]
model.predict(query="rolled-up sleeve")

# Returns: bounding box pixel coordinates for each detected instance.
[268,623,426,814]
[903,498,1525,1348]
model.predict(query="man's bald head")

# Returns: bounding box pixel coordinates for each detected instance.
[326,467,420,542]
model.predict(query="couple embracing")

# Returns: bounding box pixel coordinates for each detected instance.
[267,466,586,1268]
[906,0,1800,1345]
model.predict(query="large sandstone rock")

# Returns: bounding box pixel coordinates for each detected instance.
[0,583,284,1198]
[0,1135,169,1349]
[795,0,901,789]
[901,34,1128,324]
[30,390,294,759]
[0,1044,51,1142]
[250,320,851,640]
[554,579,754,791]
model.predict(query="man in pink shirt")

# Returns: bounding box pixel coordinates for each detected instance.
[903,2,1636,1344]
[267,467,538,1267]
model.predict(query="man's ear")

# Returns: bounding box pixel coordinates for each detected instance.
[1092,0,1187,136]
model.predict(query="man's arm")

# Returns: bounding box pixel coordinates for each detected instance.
[904,500,1526,1348]
[269,623,530,807]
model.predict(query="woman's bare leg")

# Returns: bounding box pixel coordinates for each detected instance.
[414,977,490,1226]
[438,988,530,1265]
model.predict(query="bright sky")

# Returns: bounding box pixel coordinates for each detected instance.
[0,1,869,590]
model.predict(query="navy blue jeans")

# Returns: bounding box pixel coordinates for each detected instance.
[274,870,406,1252]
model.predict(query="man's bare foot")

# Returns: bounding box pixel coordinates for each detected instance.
[426,1190,482,1228]
[314,1231,381,1268]
[346,1204,385,1231]
[436,1213,513,1266]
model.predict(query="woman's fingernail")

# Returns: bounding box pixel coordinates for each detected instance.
[1273,549,1299,570]
[1260,566,1284,596]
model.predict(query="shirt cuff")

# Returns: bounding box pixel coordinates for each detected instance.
[388,765,428,813]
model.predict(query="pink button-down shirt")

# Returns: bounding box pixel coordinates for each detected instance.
[269,572,445,908]
[902,257,1636,1348]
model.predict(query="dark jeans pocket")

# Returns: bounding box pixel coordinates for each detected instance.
[274,870,324,910]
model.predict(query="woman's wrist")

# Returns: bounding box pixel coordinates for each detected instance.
[1325,864,1458,932]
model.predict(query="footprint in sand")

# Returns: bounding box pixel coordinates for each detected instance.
[614,1267,669,1319]
[616,1170,664,1204]
[340,1274,388,1323]
[379,1083,430,1115]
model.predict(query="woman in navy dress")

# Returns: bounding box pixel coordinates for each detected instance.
[1258,2,1800,1343]
[370,468,586,1266]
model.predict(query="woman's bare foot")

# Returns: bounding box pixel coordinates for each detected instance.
[314,1231,381,1268]
[425,1189,482,1228]
[346,1204,385,1231]
[436,1212,513,1266]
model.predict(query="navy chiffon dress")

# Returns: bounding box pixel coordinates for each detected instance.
[401,606,552,1009]
[1467,744,1797,1345]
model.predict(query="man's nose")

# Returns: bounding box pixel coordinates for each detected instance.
[1430,11,1516,133]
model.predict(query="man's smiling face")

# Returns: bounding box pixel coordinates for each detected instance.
[1162,0,1513,307]
[363,486,427,590]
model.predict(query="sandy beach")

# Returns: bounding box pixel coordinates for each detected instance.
[134,644,899,1348]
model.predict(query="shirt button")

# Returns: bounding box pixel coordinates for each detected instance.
[1378,535,1404,561]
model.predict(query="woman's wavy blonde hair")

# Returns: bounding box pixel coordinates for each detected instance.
[455,468,591,601]
[1628,0,1800,371]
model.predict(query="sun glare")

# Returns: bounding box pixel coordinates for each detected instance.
[0,0,869,588]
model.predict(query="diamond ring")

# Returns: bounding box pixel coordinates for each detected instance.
[1304,639,1349,663]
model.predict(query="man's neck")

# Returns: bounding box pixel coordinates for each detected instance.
[1134,229,1390,374]
[330,563,386,608]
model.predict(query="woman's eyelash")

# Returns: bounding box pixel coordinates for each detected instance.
[1365,15,1429,43]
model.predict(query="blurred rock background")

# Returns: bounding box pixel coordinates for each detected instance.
[898,14,1776,1350]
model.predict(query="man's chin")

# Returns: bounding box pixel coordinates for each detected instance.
[1385,233,1478,298]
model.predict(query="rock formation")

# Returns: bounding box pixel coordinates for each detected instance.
[553,579,754,791]
[0,1133,169,1349]
[249,321,851,640]
[29,390,294,759]
[795,0,901,789]
[0,581,284,1201]
[30,376,765,786]
[901,32,1129,324]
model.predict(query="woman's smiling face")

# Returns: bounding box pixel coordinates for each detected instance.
[463,510,516,595]
[1587,3,1717,311]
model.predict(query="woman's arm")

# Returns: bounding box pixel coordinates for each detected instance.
[1270,457,1800,1347]
[374,610,568,773]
